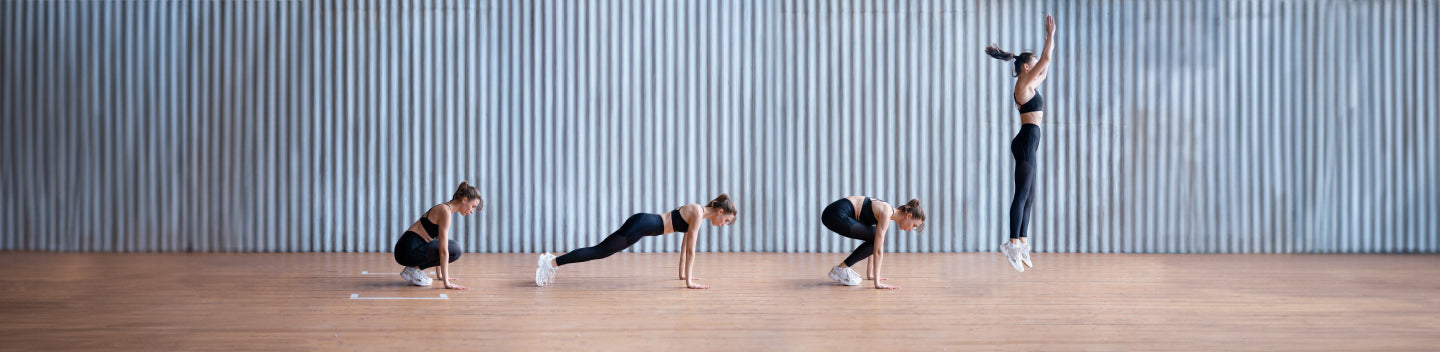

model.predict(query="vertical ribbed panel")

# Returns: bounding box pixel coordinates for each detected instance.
[2,0,1437,253]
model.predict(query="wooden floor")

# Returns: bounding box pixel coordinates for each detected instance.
[1,252,1437,351]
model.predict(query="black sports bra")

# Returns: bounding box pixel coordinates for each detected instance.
[418,215,441,241]
[1016,90,1044,114]
[857,198,882,226]
[669,209,690,233]
[415,205,451,241]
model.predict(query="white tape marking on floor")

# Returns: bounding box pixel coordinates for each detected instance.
[350,293,449,300]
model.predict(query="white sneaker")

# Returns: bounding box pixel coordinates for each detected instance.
[828,265,861,286]
[1018,242,1033,268]
[398,267,414,284]
[999,242,1025,272]
[535,253,558,287]
[400,267,432,286]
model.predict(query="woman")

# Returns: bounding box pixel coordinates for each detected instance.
[820,196,926,290]
[393,181,484,290]
[985,15,1055,272]
[535,194,737,289]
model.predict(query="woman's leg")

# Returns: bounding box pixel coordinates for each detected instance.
[416,240,462,269]
[1009,127,1039,241]
[394,232,430,268]
[821,200,877,267]
[842,239,876,268]
[555,214,648,266]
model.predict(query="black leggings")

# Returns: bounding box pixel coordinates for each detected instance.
[821,199,877,267]
[556,213,664,266]
[1009,123,1042,240]
[393,231,462,269]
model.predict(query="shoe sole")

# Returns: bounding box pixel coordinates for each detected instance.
[536,254,554,287]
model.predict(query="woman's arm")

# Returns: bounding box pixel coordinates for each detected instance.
[681,205,708,289]
[679,231,690,280]
[872,221,896,290]
[678,204,694,280]
[866,257,886,281]
[871,205,897,290]
[1025,15,1057,87]
[435,209,466,290]
[682,228,707,289]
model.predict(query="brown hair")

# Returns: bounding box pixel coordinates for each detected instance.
[985,43,1036,78]
[451,181,484,210]
[706,193,737,215]
[895,198,926,231]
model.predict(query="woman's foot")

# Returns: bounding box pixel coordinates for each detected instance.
[400,267,433,286]
[828,265,861,286]
[999,242,1026,272]
[1018,242,1033,268]
[535,253,558,287]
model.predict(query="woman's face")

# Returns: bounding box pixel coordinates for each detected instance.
[897,215,924,232]
[457,198,481,216]
[711,212,736,227]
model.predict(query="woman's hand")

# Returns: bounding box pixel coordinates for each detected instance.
[444,282,468,290]
[874,282,899,290]
[1045,15,1055,35]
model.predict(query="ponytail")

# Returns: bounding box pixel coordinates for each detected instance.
[985,44,1015,61]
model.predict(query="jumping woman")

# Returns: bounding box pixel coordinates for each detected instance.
[393,181,484,290]
[535,194,737,289]
[820,196,926,290]
[986,14,1055,272]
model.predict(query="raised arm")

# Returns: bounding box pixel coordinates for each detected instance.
[1024,15,1057,87]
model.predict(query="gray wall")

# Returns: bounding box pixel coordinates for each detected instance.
[2,0,1436,253]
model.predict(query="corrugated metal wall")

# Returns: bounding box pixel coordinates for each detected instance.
[2,0,1436,253]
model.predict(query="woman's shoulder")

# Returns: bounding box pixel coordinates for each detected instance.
[870,198,895,214]
[679,203,704,215]
[426,203,453,220]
